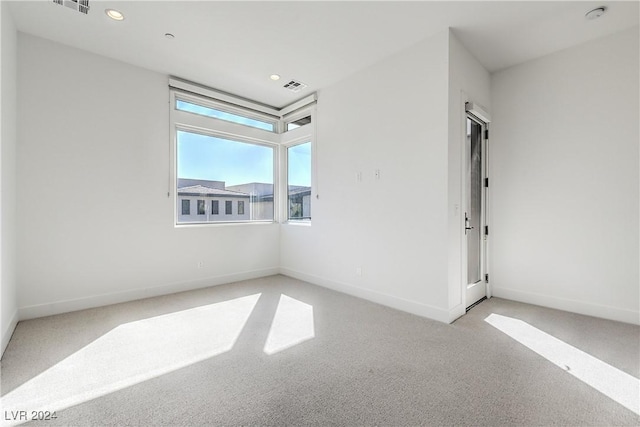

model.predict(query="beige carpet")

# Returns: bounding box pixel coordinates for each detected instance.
[1,275,638,426]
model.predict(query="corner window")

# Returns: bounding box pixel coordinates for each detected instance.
[171,82,315,226]
[287,142,312,221]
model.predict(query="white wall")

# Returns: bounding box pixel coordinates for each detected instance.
[447,30,491,318]
[280,31,452,321]
[1,1,18,356]
[16,34,280,319]
[490,27,639,324]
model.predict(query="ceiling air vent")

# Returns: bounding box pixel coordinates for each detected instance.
[283,80,308,93]
[53,0,90,15]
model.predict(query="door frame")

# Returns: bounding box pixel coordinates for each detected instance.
[462,102,491,310]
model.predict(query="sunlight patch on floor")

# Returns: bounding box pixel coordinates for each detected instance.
[0,294,261,423]
[263,294,315,355]
[485,313,640,415]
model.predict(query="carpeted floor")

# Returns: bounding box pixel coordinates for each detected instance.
[1,275,639,426]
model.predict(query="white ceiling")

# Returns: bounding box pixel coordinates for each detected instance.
[8,1,639,108]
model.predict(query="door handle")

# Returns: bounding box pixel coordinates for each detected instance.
[464,212,474,234]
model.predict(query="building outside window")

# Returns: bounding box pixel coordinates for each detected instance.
[177,179,250,223]
[238,201,245,215]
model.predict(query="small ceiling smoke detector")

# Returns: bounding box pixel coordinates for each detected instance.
[165,33,175,39]
[283,79,308,93]
[105,8,125,21]
[585,7,606,20]
[270,74,281,81]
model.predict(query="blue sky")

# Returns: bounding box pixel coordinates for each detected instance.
[178,131,311,187]
[178,131,273,186]
[177,100,274,132]
[288,142,311,187]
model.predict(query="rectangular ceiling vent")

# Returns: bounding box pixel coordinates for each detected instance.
[283,80,308,93]
[53,0,90,15]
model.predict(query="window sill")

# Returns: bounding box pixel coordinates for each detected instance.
[284,220,311,227]
[174,221,277,229]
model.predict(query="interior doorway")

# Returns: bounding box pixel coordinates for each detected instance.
[464,105,489,310]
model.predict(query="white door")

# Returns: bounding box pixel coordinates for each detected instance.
[465,114,487,309]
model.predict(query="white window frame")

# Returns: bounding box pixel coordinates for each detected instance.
[169,78,316,227]
[170,91,280,227]
[280,106,316,225]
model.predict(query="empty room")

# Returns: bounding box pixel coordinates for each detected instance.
[1,1,638,425]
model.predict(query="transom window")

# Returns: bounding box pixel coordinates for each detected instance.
[286,115,312,131]
[176,99,276,132]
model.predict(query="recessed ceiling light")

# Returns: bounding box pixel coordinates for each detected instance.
[585,7,606,20]
[165,33,175,39]
[105,9,125,21]
[270,74,281,81]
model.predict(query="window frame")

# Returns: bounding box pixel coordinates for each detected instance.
[280,105,315,225]
[169,84,315,227]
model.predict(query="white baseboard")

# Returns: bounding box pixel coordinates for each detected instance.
[18,267,279,321]
[492,286,640,325]
[448,303,466,323]
[1,309,18,358]
[280,267,451,323]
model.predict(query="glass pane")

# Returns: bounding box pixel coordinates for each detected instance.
[467,118,482,283]
[286,115,312,131]
[176,100,275,132]
[177,130,274,223]
[287,142,311,220]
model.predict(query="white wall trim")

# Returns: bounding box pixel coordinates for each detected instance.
[448,303,466,323]
[280,267,451,323]
[18,268,279,321]
[492,286,640,325]
[1,309,18,358]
